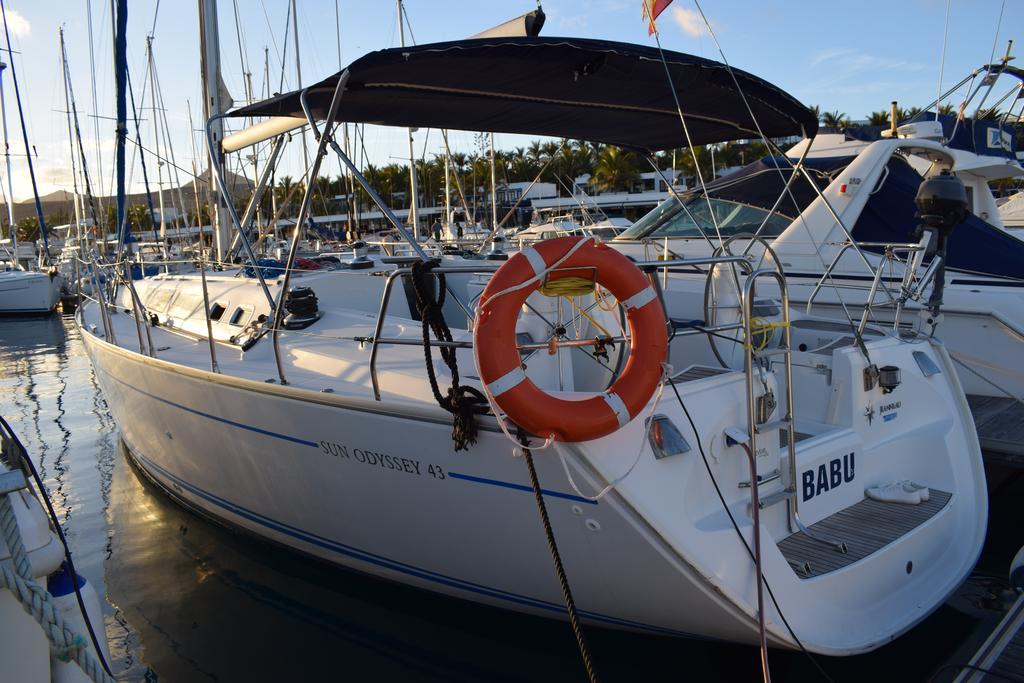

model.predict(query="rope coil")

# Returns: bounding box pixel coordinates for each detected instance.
[410,259,489,451]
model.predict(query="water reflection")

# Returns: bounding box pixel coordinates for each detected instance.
[0,315,1019,682]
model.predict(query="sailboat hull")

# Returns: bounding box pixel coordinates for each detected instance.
[78,280,987,656]
[82,329,765,644]
[0,270,60,314]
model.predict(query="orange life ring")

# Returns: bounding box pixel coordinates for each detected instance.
[475,236,668,443]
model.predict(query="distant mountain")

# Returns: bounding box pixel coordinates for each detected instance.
[2,170,253,225]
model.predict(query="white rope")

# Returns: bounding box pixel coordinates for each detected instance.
[554,362,672,503]
[473,236,656,462]
[472,237,597,451]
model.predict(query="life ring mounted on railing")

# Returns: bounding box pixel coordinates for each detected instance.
[474,236,668,443]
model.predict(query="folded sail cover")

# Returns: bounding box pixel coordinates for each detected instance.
[230,37,817,151]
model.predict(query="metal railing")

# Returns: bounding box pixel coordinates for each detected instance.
[358,254,755,401]
[805,239,930,334]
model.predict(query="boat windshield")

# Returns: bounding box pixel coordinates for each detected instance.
[618,197,793,240]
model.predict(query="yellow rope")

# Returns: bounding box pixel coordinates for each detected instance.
[747,318,789,352]
[568,297,612,339]
[538,276,595,298]
[594,285,617,312]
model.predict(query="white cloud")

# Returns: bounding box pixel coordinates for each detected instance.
[3,9,30,38]
[671,7,710,38]
[811,48,927,74]
[38,167,74,188]
[810,48,859,67]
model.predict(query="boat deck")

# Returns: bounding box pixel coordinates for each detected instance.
[968,395,1024,468]
[672,365,732,382]
[778,489,952,578]
[953,592,1024,682]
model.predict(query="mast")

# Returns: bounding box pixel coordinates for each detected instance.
[444,144,451,233]
[335,0,356,239]
[290,0,310,240]
[398,0,419,239]
[198,0,231,261]
[263,47,278,242]
[489,133,497,230]
[59,28,84,261]
[150,55,192,243]
[125,70,157,248]
[112,0,128,257]
[0,61,16,267]
[86,0,105,228]
[1,0,50,265]
[146,37,167,246]
[61,34,102,249]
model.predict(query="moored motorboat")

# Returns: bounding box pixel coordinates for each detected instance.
[613,67,1024,399]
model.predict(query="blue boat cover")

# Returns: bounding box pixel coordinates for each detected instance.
[230,37,818,151]
[844,113,1017,160]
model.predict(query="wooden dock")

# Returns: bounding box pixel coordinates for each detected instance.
[968,395,1024,468]
[953,592,1024,682]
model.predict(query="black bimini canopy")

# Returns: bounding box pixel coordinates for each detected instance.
[230,37,817,152]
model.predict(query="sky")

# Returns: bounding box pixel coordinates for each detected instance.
[0,0,1020,203]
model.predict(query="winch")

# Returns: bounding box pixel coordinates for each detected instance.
[282,286,321,329]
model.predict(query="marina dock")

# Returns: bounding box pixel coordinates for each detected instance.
[968,396,1024,468]
[953,592,1024,682]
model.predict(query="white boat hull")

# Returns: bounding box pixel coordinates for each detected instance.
[0,270,60,314]
[81,308,987,655]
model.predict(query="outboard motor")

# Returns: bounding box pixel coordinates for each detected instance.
[914,171,969,319]
[282,286,321,329]
[348,240,374,270]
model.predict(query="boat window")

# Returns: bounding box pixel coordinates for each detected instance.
[144,288,174,314]
[168,292,203,319]
[587,227,621,240]
[209,302,227,321]
[228,305,253,327]
[619,197,792,240]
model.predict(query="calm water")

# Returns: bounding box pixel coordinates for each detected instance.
[0,314,1020,682]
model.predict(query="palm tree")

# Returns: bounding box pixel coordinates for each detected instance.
[867,110,891,126]
[821,110,848,130]
[558,141,594,184]
[507,155,538,183]
[16,216,39,241]
[592,146,641,193]
[526,140,544,168]
[276,175,296,216]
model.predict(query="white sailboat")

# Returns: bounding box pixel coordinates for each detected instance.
[79,37,987,659]
[0,50,58,315]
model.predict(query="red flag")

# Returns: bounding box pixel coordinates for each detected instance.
[642,0,673,35]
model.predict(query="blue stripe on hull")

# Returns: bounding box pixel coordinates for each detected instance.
[126,445,688,637]
[448,471,599,505]
[102,365,597,505]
